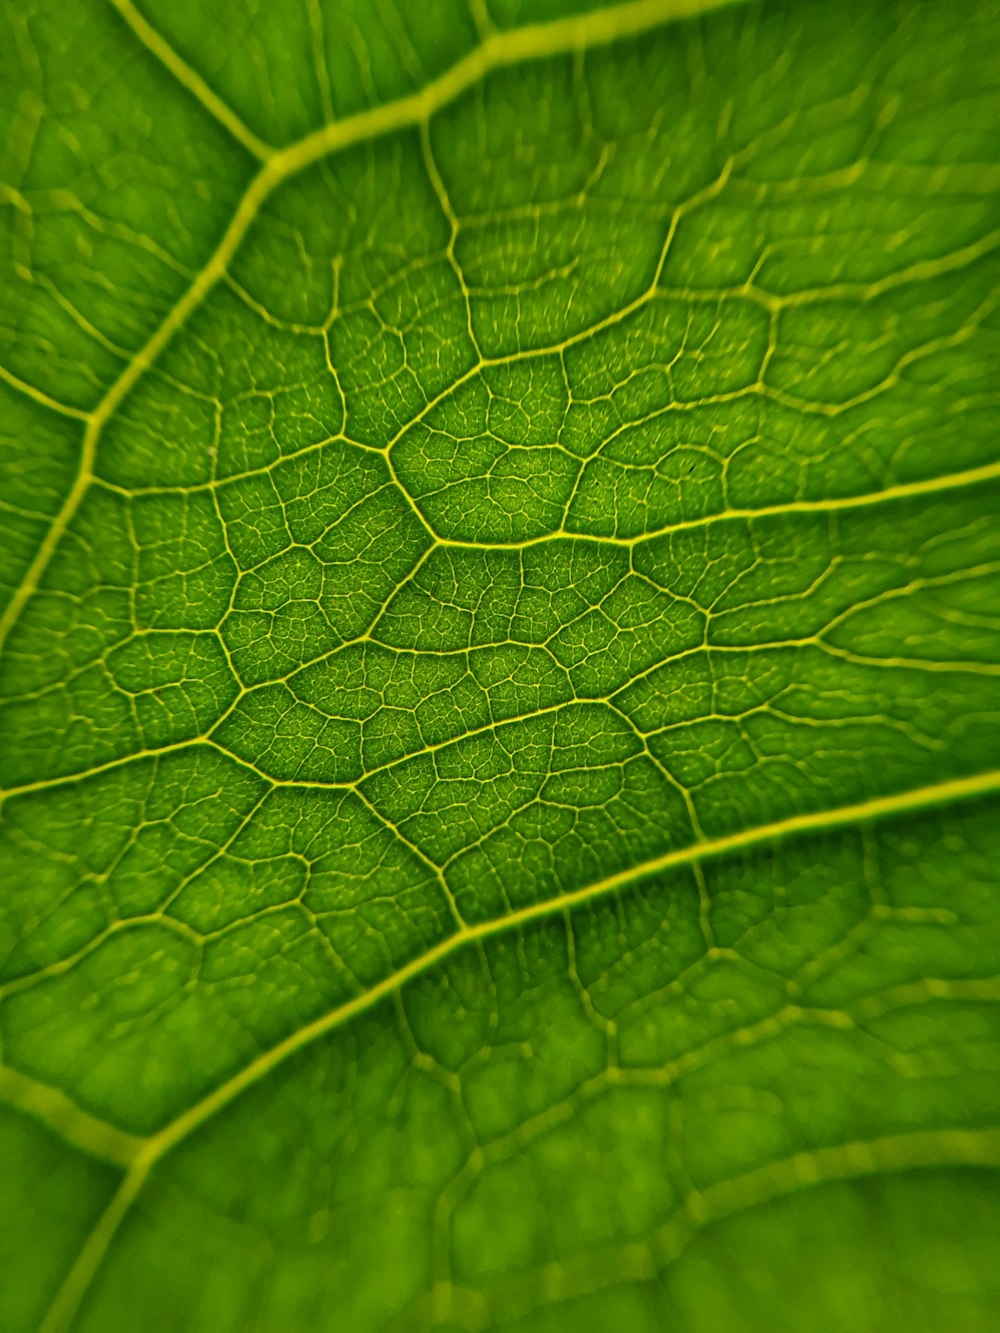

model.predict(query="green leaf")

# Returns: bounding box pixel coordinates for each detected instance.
[2,0,999,1329]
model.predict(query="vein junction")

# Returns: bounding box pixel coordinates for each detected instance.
[0,0,998,1329]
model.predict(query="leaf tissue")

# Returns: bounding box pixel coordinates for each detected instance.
[1,0,998,1329]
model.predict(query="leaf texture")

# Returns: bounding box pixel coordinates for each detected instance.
[1,0,999,1329]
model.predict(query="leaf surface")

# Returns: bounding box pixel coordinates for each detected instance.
[1,0,999,1329]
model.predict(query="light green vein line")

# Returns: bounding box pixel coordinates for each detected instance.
[444,458,1000,551]
[497,1126,1000,1314]
[29,764,1000,1333]
[0,161,278,656]
[0,738,221,803]
[0,363,90,420]
[108,0,274,161]
[271,0,745,186]
[10,767,999,1172]
[39,1162,152,1333]
[658,1126,1000,1261]
[145,766,1000,1161]
[0,1063,142,1167]
[671,458,1000,526]
[0,0,742,658]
